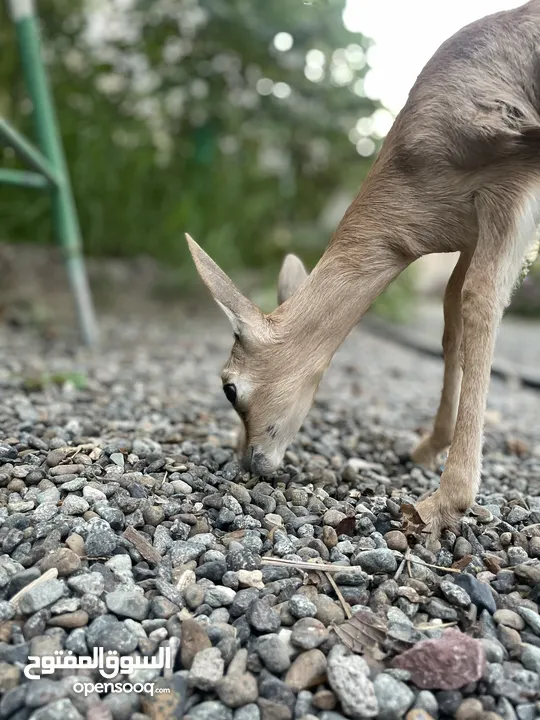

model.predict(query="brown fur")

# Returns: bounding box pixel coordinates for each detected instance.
[187,1,540,542]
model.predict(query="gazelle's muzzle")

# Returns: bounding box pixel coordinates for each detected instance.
[242,444,278,476]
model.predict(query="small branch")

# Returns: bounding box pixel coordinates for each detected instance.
[394,556,406,581]
[123,526,161,565]
[261,554,464,576]
[415,620,457,631]
[325,572,352,619]
[10,568,58,611]
[261,557,351,573]
[408,556,462,574]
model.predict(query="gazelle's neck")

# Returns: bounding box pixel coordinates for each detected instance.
[272,205,408,367]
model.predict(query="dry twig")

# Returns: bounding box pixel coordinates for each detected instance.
[10,568,58,611]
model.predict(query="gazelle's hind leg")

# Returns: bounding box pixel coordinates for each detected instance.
[417,184,540,543]
[411,251,471,470]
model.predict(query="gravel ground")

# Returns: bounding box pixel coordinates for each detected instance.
[0,314,539,720]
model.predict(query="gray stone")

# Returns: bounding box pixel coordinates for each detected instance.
[352,549,397,574]
[186,701,233,720]
[86,615,138,654]
[0,685,27,718]
[216,672,258,708]
[257,634,292,674]
[440,579,471,608]
[234,704,260,720]
[25,679,67,708]
[61,496,90,515]
[481,638,506,664]
[171,541,206,565]
[102,690,141,720]
[85,530,117,558]
[519,607,540,635]
[189,647,225,690]
[105,591,149,621]
[521,644,540,674]
[67,572,105,596]
[373,674,414,720]
[205,586,236,608]
[19,580,64,614]
[0,601,14,622]
[452,574,496,614]
[413,690,438,716]
[246,599,280,633]
[327,646,378,719]
[28,698,83,720]
[288,595,317,619]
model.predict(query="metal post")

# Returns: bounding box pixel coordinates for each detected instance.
[7,0,99,347]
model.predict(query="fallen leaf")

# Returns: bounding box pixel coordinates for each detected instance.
[401,502,426,544]
[397,586,426,604]
[451,554,473,571]
[332,609,388,661]
[483,555,502,574]
[335,516,356,537]
[122,526,160,565]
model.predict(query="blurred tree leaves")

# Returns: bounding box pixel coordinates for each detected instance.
[0,0,381,290]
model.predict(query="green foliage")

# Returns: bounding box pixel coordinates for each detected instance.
[20,371,87,392]
[509,261,540,317]
[372,266,417,324]
[0,0,414,317]
[0,0,376,272]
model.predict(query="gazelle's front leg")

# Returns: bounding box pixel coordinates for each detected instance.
[416,188,536,540]
[411,251,471,470]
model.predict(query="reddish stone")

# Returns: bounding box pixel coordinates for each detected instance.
[392,628,486,690]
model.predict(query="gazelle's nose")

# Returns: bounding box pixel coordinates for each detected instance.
[243,445,273,476]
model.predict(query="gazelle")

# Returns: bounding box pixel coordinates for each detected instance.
[186,0,540,541]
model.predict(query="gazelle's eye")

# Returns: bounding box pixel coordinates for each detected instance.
[223,383,237,405]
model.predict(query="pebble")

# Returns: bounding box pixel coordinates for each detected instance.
[216,672,258,707]
[385,531,408,552]
[39,548,81,576]
[518,607,540,635]
[327,646,378,719]
[440,579,471,608]
[257,634,292,674]
[246,600,281,633]
[19,579,65,614]
[181,618,212,669]
[105,591,149,621]
[373,673,415,720]
[453,574,497,614]
[353,549,398,574]
[189,647,225,690]
[288,595,317,619]
[1,312,540,720]
[313,596,345,626]
[291,618,329,650]
[493,609,525,630]
[285,649,327,691]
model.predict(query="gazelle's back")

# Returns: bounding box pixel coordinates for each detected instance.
[382,0,540,176]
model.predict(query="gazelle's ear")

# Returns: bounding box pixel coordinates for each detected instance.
[277,254,309,305]
[185,234,264,336]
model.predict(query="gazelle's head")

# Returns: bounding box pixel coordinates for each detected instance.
[186,234,324,476]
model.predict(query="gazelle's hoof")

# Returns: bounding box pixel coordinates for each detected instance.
[416,490,464,550]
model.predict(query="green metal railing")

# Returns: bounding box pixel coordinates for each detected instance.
[0,0,98,347]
